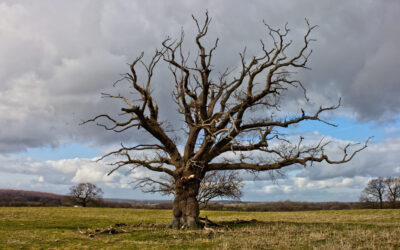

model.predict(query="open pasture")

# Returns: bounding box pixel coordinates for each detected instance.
[1,207,399,249]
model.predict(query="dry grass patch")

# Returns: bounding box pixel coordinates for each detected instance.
[0,207,399,249]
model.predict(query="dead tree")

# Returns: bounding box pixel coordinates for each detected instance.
[83,13,368,229]
[69,183,103,207]
[136,171,243,207]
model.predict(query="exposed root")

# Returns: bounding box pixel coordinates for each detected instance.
[78,217,260,238]
[199,216,229,230]
[78,221,164,238]
[233,218,259,224]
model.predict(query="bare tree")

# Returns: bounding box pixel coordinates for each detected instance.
[360,177,386,209]
[384,177,400,208]
[197,171,243,207]
[69,183,103,207]
[83,13,368,228]
[136,171,243,207]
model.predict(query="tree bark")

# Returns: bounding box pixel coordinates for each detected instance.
[379,192,383,209]
[167,176,203,229]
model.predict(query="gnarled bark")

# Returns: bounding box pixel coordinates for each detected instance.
[168,175,202,229]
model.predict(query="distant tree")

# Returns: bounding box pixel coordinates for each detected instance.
[135,171,243,207]
[68,183,103,207]
[360,177,386,209]
[384,177,400,208]
[197,171,243,207]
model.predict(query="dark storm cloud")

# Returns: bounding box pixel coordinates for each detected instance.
[0,0,399,153]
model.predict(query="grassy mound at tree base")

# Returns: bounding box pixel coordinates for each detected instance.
[1,207,399,249]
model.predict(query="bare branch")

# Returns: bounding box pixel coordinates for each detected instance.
[208,137,370,171]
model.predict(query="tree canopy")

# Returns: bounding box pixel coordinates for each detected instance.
[69,182,103,207]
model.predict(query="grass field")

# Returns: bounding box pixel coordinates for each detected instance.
[0,207,399,249]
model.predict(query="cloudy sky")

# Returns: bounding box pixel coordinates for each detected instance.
[1,0,399,202]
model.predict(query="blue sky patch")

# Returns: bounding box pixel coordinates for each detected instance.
[13,143,101,161]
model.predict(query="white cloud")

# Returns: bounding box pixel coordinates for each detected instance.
[297,135,400,180]
[0,152,164,193]
[38,176,44,183]
[294,177,307,188]
[264,185,279,194]
[247,175,370,202]
[385,127,400,135]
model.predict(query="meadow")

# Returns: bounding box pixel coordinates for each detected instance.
[0,207,399,249]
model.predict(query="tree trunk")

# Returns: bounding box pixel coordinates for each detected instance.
[167,176,203,229]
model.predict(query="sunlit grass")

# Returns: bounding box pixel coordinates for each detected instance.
[0,207,399,249]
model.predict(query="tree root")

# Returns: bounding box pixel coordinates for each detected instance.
[233,218,259,224]
[78,217,260,238]
[199,216,229,229]
[78,221,164,238]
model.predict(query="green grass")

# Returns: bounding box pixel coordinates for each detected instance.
[0,207,399,249]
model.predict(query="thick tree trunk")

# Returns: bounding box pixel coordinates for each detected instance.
[167,176,203,229]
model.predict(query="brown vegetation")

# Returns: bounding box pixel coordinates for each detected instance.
[0,189,131,208]
[0,189,66,207]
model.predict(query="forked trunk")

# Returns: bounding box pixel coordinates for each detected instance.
[167,176,203,229]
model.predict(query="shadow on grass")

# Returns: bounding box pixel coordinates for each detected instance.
[74,217,394,240]
[219,218,391,231]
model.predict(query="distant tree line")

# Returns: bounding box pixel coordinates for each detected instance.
[0,189,65,207]
[360,177,400,209]
[0,189,389,211]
